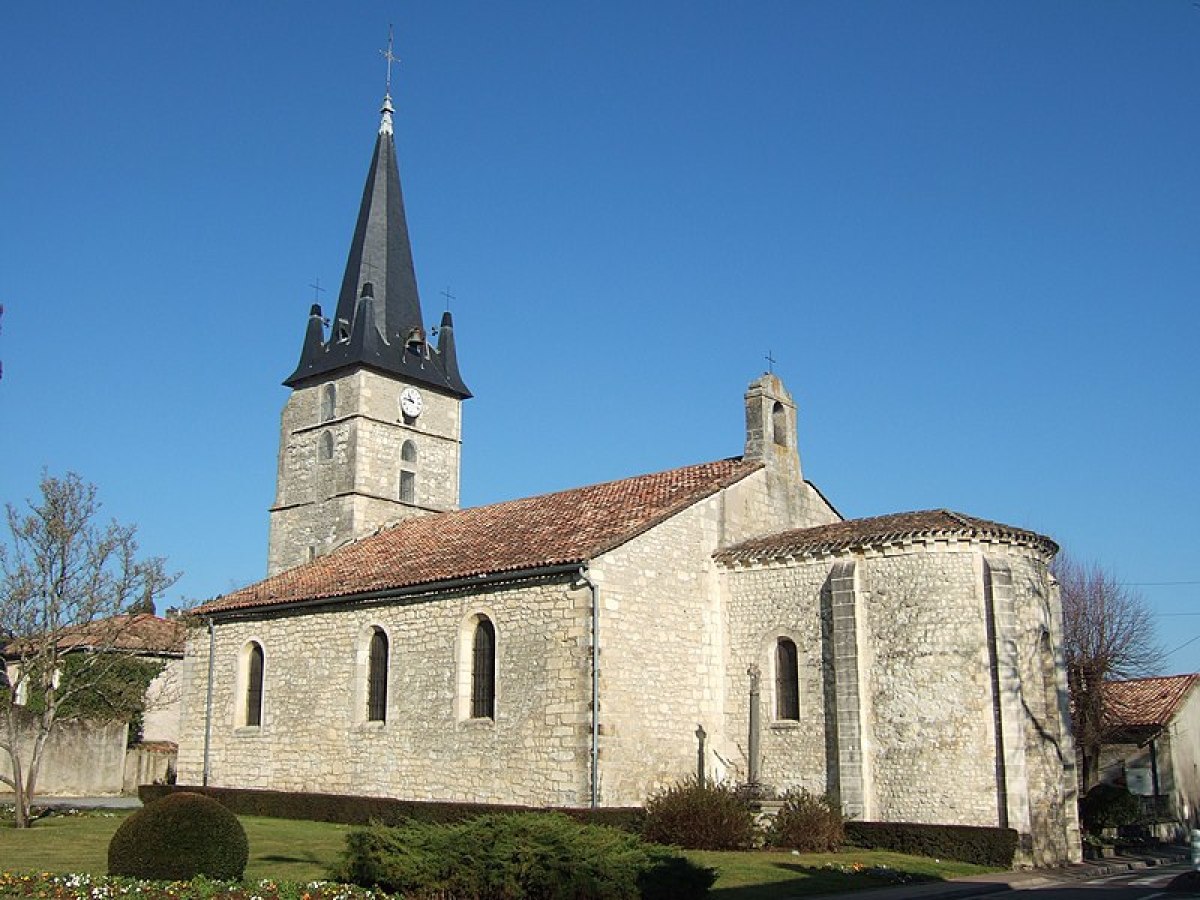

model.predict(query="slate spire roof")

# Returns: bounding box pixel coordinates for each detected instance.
[285,94,470,397]
[194,457,760,617]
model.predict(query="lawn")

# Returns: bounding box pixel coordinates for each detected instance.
[0,810,999,897]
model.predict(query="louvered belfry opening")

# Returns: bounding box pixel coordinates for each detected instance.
[471,618,496,719]
[367,628,389,722]
[776,637,799,720]
[247,643,264,727]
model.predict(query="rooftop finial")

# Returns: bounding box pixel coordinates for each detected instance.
[379,25,399,136]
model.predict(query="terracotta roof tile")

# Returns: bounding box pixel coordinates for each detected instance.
[716,509,1057,563]
[4,614,186,657]
[195,457,760,616]
[1103,674,1200,729]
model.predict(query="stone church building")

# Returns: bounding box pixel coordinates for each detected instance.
[177,87,1081,865]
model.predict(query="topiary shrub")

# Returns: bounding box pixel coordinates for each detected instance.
[642,777,756,850]
[769,788,844,852]
[108,791,249,881]
[1080,783,1140,833]
[331,812,715,900]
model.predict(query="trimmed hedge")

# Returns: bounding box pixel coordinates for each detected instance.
[331,813,716,899]
[844,821,1018,867]
[109,791,249,880]
[139,784,645,832]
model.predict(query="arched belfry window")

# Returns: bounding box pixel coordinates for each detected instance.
[471,617,496,719]
[775,637,799,720]
[320,384,336,422]
[367,628,389,722]
[771,401,787,447]
[246,642,264,727]
[399,440,417,504]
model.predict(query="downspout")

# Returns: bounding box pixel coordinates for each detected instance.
[202,616,215,786]
[577,566,600,809]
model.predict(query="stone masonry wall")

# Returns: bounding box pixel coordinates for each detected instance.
[176,578,592,805]
[722,541,1079,865]
[268,368,462,574]
[592,464,836,805]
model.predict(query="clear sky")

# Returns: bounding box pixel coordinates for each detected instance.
[2,3,1197,674]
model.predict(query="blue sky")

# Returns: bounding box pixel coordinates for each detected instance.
[2,3,1198,674]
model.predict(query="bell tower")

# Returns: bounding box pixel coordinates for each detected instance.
[267,62,470,575]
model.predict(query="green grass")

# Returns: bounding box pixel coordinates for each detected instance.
[0,809,999,896]
[0,811,352,883]
[693,849,996,898]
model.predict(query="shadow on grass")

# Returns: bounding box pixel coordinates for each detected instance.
[711,862,942,900]
[257,852,324,865]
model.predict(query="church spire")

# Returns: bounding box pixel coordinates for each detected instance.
[284,36,470,398]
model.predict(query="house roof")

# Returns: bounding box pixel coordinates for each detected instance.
[715,508,1058,563]
[194,457,761,617]
[3,614,186,658]
[1103,674,1200,729]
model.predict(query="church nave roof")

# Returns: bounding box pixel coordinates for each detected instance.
[196,457,760,617]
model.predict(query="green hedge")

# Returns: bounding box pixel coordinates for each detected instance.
[139,784,645,832]
[331,813,715,900]
[844,821,1018,867]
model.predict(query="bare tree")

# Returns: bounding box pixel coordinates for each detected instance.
[0,472,177,827]
[1054,554,1162,792]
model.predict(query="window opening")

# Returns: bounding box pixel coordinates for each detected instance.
[367,628,388,722]
[246,643,264,727]
[775,637,799,720]
[771,401,787,447]
[320,384,336,422]
[471,618,496,719]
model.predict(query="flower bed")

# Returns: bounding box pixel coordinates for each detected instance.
[0,873,392,900]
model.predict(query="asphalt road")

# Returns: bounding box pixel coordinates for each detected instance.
[1020,862,1199,900]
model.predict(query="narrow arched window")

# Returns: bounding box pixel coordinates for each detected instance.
[246,642,264,727]
[320,384,336,422]
[367,628,388,722]
[775,637,799,720]
[471,618,496,719]
[771,401,787,447]
[320,431,334,461]
[399,440,417,504]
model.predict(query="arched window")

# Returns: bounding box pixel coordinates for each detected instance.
[771,401,787,447]
[399,440,417,504]
[320,384,336,422]
[775,637,799,720]
[246,642,264,727]
[367,628,389,723]
[471,617,496,719]
[320,431,334,461]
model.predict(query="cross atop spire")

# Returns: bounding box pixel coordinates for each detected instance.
[378,26,399,136]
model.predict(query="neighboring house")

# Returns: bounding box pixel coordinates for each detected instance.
[175,84,1082,866]
[2,613,186,795]
[1097,674,1200,839]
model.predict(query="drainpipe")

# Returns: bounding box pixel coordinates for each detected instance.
[577,567,600,809]
[202,616,215,786]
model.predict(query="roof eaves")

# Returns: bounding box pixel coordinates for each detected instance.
[194,561,584,621]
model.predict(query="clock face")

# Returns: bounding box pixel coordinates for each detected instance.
[400,387,424,419]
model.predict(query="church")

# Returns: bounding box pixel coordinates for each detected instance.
[176,81,1082,866]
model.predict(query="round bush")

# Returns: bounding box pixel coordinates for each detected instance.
[1080,783,1140,833]
[769,788,844,852]
[108,791,249,881]
[642,778,756,850]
